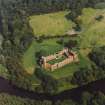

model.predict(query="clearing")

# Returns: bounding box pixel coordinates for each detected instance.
[29,11,74,36]
[22,8,105,92]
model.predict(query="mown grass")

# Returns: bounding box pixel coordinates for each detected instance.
[29,11,74,36]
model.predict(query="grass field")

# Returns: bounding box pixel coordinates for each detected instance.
[22,38,64,74]
[45,51,92,79]
[22,8,105,92]
[22,38,92,79]
[29,11,74,36]
[78,8,105,48]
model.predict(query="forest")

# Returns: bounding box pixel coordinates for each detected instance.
[0,0,105,105]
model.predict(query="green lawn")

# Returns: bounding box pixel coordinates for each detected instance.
[78,8,105,48]
[22,37,81,76]
[45,51,92,79]
[22,39,64,74]
[29,11,74,36]
[47,63,78,79]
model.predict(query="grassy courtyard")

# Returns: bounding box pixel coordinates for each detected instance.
[29,11,74,36]
[48,55,66,65]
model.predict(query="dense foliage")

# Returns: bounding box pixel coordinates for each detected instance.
[71,46,105,86]
[0,0,105,104]
[0,93,52,105]
[0,0,105,97]
[71,67,96,85]
[1,91,105,105]
[89,46,105,70]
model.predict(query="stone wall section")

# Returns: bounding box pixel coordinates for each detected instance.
[41,48,78,71]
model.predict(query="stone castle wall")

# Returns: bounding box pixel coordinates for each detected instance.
[41,48,78,71]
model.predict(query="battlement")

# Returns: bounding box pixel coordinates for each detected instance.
[40,48,79,71]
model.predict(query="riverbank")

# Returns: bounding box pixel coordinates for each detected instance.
[0,77,105,102]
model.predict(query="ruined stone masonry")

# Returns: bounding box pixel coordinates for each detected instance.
[40,48,79,71]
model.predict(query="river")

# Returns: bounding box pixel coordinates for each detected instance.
[0,77,105,102]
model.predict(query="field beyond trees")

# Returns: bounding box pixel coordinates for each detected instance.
[29,11,74,36]
[21,8,105,92]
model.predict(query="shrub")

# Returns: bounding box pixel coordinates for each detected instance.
[71,67,96,86]
[64,40,78,49]
[95,15,104,21]
[89,46,105,70]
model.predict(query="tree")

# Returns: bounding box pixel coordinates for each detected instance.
[89,46,105,70]
[41,74,58,93]
[64,40,78,49]
[95,15,104,21]
[56,38,64,46]
[35,68,58,94]
[81,92,92,105]
[0,33,3,49]
[20,34,33,51]
[71,67,96,86]
[61,100,77,105]
[81,92,105,105]
[0,93,52,105]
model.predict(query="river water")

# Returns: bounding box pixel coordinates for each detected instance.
[0,77,105,102]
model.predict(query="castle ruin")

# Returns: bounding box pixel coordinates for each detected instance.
[40,48,79,71]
